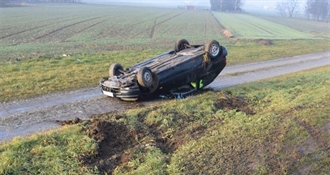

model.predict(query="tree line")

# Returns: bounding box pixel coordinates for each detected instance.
[276,0,330,21]
[210,0,243,12]
[305,0,330,21]
[210,0,329,21]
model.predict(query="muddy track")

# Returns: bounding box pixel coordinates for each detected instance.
[107,11,185,40]
[148,12,186,39]
[96,13,171,40]
[204,18,207,38]
[0,51,329,142]
[296,120,330,155]
[1,24,54,40]
[1,16,81,41]
[32,16,105,41]
[153,12,188,38]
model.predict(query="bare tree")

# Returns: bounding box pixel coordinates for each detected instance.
[276,0,300,18]
[232,0,243,12]
[276,2,287,16]
[210,0,243,12]
[305,0,330,21]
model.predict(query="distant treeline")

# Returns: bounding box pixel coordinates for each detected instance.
[210,0,244,12]
[1,0,82,6]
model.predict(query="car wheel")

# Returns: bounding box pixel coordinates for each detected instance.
[109,63,123,77]
[205,40,221,59]
[137,67,159,93]
[175,39,190,52]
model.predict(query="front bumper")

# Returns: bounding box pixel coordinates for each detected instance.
[100,78,141,99]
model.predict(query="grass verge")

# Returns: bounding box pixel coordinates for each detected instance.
[1,66,329,174]
[1,39,329,102]
[0,125,98,174]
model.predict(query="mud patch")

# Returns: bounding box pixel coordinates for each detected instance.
[59,94,255,174]
[82,119,136,174]
[80,119,193,174]
[214,95,255,115]
[296,120,330,155]
[56,117,82,125]
[255,39,273,45]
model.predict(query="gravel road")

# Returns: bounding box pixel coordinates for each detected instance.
[1,51,329,142]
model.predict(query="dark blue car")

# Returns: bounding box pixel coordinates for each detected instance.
[100,39,227,101]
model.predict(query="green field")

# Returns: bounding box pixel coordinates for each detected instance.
[0,4,329,102]
[1,66,329,174]
[1,4,330,174]
[0,4,227,61]
[1,4,329,62]
[212,12,318,39]
[260,16,330,38]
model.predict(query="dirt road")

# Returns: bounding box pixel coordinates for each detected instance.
[1,51,329,142]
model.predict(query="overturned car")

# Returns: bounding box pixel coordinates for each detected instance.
[100,39,227,101]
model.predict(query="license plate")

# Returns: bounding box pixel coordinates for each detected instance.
[103,91,114,97]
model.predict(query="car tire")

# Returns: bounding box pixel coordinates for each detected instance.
[137,67,159,93]
[109,63,123,77]
[205,40,221,59]
[175,39,190,52]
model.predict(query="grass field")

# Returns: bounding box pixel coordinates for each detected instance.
[1,66,329,174]
[0,4,329,102]
[0,4,227,61]
[259,16,330,39]
[212,12,318,39]
[1,4,329,62]
[1,4,329,174]
[1,39,329,102]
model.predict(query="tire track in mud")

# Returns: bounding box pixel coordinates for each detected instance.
[95,13,170,40]
[0,51,329,143]
[106,11,185,40]
[210,13,229,39]
[1,16,81,41]
[0,24,51,40]
[31,16,105,42]
[295,120,330,155]
[204,17,208,38]
[149,20,158,39]
[1,16,76,32]
[238,16,275,35]
[148,12,186,39]
[60,19,109,43]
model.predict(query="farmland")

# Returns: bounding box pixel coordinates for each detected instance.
[0,4,329,102]
[260,16,330,39]
[1,4,329,62]
[212,12,318,39]
[1,4,330,174]
[0,4,227,61]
